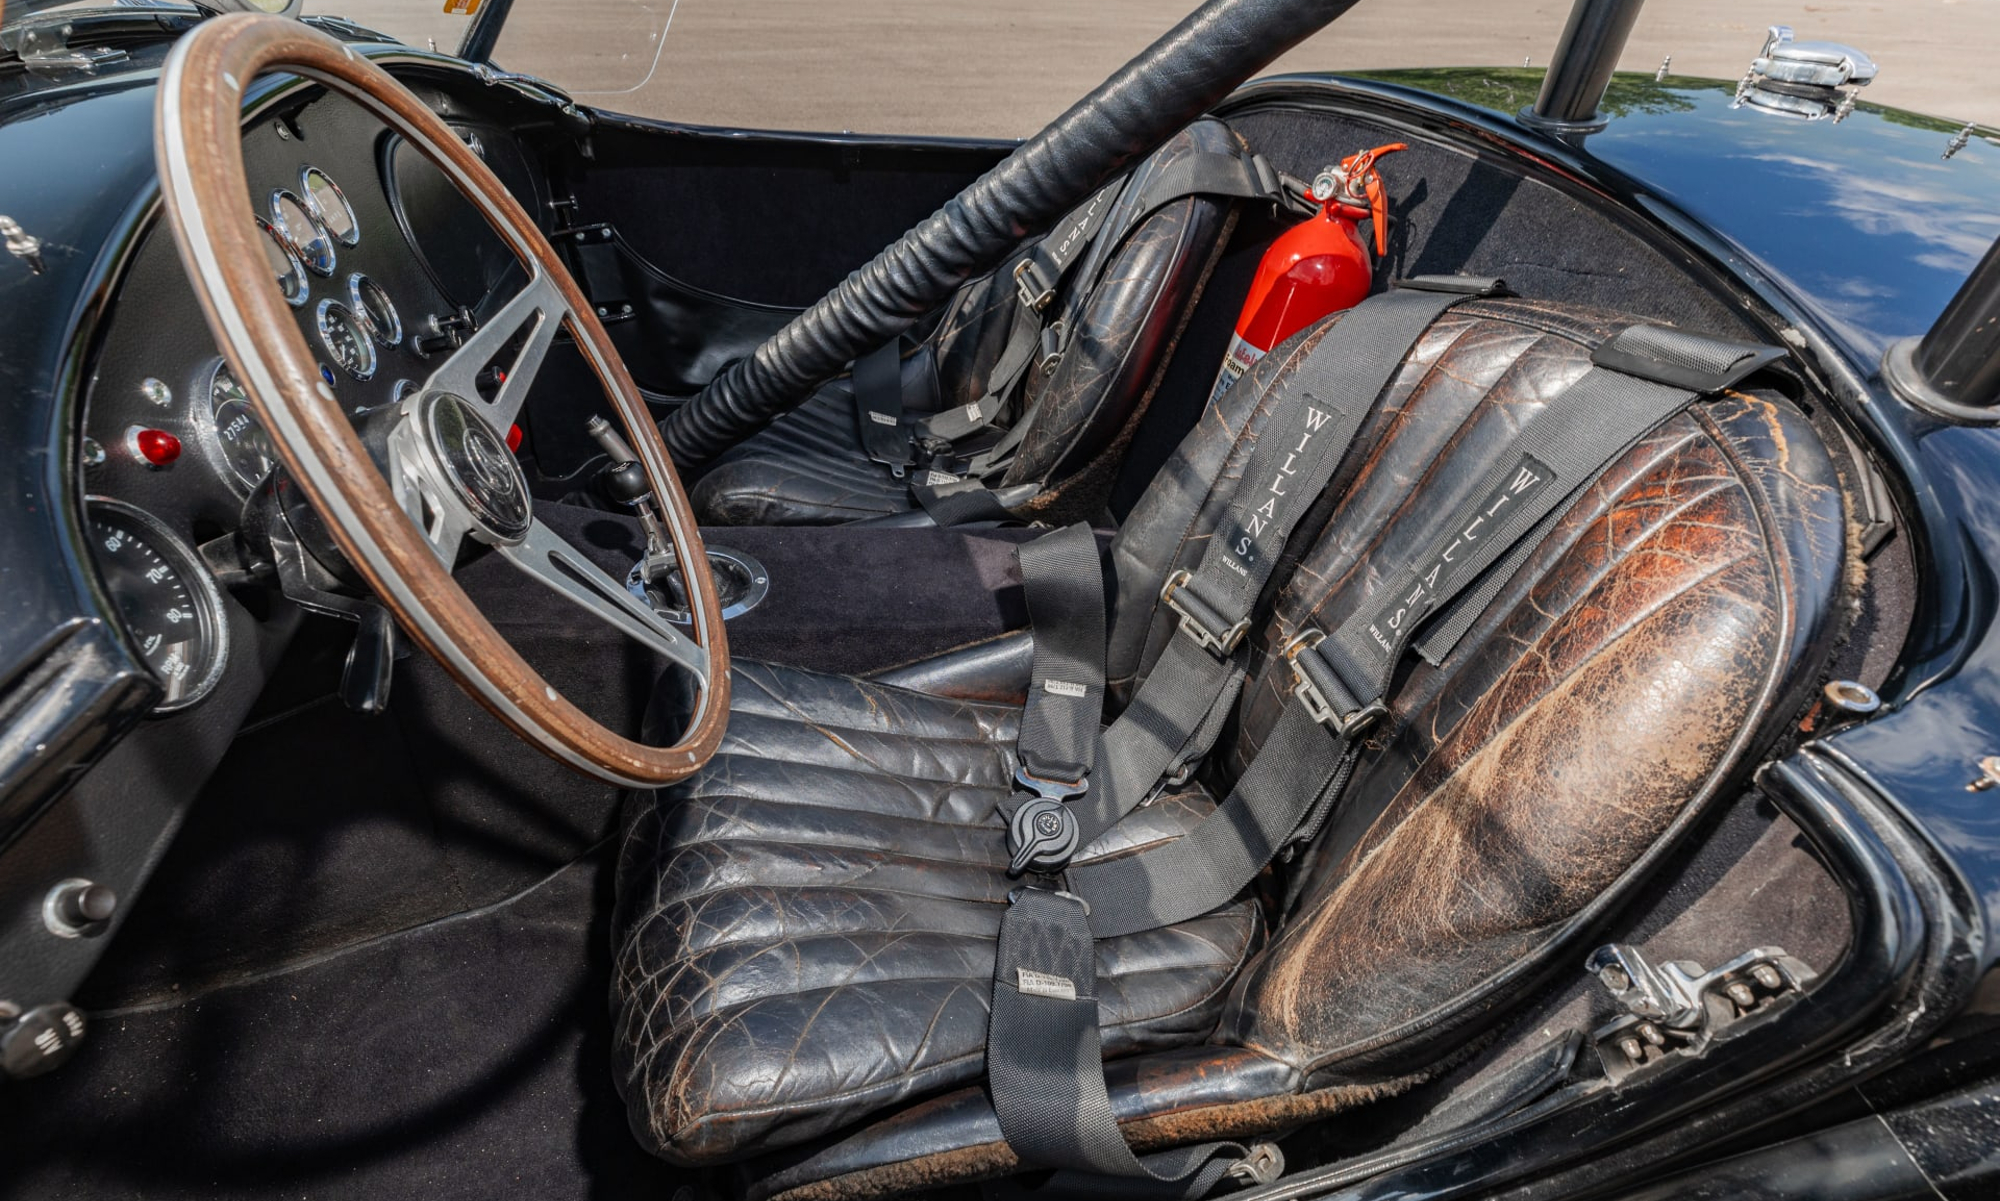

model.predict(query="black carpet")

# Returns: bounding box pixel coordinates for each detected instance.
[0,845,685,1200]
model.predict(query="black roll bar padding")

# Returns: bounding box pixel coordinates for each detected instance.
[660,0,1365,467]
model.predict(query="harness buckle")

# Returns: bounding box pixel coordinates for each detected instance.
[1284,629,1387,738]
[1160,569,1249,657]
[1014,259,1057,313]
[1007,794,1082,877]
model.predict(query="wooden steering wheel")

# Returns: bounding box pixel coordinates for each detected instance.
[153,14,729,787]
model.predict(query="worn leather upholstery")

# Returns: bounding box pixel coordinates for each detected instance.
[614,298,1851,1196]
[689,122,1242,525]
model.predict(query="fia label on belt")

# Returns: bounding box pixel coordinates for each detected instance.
[1043,679,1088,698]
[1017,969,1078,1001]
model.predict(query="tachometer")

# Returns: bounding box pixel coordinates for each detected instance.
[316,300,377,380]
[197,360,279,493]
[86,499,229,712]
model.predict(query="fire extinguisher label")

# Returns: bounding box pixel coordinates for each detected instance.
[1207,333,1267,407]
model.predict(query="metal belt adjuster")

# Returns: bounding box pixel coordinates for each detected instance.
[1284,629,1387,738]
[1014,258,1057,312]
[1160,569,1249,657]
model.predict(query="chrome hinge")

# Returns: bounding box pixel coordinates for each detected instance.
[1,21,129,76]
[1585,943,1815,1086]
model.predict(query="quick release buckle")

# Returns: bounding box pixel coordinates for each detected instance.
[1160,569,1249,657]
[1284,629,1387,738]
[1014,259,1057,313]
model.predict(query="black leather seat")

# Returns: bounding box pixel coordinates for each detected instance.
[688,120,1246,526]
[613,297,1854,1199]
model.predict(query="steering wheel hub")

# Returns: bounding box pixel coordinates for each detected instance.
[421,391,532,542]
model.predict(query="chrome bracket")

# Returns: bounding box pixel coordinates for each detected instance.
[1585,943,1815,1085]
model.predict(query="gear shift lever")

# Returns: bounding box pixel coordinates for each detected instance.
[588,415,676,579]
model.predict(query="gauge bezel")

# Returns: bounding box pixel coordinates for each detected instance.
[299,166,360,248]
[84,497,232,714]
[270,188,336,277]
[316,299,378,380]
[255,215,310,308]
[190,358,277,496]
[348,272,403,347]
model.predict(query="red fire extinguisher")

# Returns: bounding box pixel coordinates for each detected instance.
[1208,142,1407,405]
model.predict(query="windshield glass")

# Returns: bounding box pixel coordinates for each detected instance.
[8,1,1989,139]
[310,0,672,96]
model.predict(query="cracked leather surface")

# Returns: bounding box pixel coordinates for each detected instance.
[612,661,1261,1164]
[690,124,1237,526]
[615,298,1848,1189]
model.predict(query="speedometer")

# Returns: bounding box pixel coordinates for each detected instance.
[86,499,229,712]
[316,300,377,380]
[197,360,278,493]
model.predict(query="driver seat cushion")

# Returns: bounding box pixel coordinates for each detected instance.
[613,297,1852,1188]
[611,661,1262,1164]
[687,120,1245,526]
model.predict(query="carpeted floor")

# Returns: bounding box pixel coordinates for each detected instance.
[0,844,683,1200]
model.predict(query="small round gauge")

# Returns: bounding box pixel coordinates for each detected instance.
[271,189,335,277]
[316,300,377,380]
[255,216,309,307]
[86,499,229,712]
[198,361,279,493]
[300,167,359,247]
[348,273,403,347]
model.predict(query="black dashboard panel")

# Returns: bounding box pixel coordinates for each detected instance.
[0,54,560,1023]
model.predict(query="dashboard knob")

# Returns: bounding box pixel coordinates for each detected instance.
[0,1003,86,1079]
[44,879,116,937]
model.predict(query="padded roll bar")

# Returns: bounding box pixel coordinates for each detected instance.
[662,0,1363,466]
[1521,0,1646,133]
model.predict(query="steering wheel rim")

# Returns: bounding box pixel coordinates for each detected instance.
[153,13,730,787]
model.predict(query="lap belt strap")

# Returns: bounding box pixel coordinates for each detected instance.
[853,341,916,477]
[1066,278,1503,853]
[991,889,1246,1193]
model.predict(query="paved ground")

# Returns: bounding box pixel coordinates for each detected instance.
[334,0,1996,136]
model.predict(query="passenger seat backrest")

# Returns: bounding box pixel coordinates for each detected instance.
[995,120,1244,506]
[1113,297,1851,1076]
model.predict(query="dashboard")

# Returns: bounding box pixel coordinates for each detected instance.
[0,50,564,1046]
[79,79,547,719]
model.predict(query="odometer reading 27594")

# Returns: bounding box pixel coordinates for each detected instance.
[86,499,229,712]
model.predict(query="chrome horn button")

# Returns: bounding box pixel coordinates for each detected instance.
[421,391,531,542]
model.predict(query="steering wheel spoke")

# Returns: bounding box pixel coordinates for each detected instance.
[383,412,473,567]
[496,520,710,683]
[422,266,567,433]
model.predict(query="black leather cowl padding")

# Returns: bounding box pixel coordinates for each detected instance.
[661,0,1363,465]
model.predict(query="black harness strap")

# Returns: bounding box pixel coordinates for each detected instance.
[1298,323,1789,729]
[986,322,1786,1192]
[990,889,1244,1194]
[1008,524,1111,873]
[852,341,915,477]
[1067,279,1500,852]
[1070,322,1787,941]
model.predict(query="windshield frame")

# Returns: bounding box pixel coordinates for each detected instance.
[1,0,502,62]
